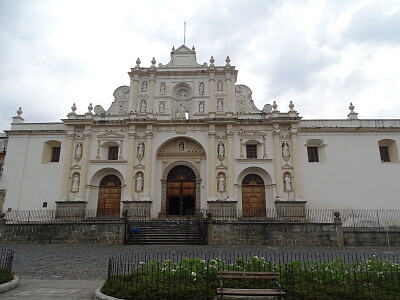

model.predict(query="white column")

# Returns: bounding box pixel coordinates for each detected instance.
[209,75,216,113]
[148,76,155,113]
[143,129,153,200]
[77,131,91,201]
[59,132,74,201]
[273,128,283,198]
[290,127,302,198]
[128,76,139,114]
[226,130,235,198]
[208,127,216,199]
[123,128,136,201]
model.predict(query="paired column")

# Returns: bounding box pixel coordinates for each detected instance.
[143,130,153,200]
[290,128,302,198]
[77,131,91,201]
[209,75,216,112]
[208,127,216,199]
[226,129,234,197]
[273,128,284,198]
[59,132,74,200]
[148,76,155,113]
[124,127,136,201]
[128,76,139,113]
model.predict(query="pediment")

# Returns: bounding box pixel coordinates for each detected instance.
[159,45,203,68]
[158,138,205,157]
[97,131,126,139]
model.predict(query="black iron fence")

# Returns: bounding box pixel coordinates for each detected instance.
[105,251,400,300]
[0,249,14,272]
[3,208,400,231]
[3,209,122,224]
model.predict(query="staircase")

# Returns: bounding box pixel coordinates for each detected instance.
[125,218,207,245]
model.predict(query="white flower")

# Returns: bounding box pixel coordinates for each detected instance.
[191,272,196,277]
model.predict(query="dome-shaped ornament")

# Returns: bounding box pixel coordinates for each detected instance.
[349,102,355,112]
[210,56,215,66]
[192,46,195,50]
[71,103,77,112]
[17,107,23,116]
[135,57,141,67]
[272,101,278,111]
[289,101,294,111]
[151,57,156,67]
[88,103,93,112]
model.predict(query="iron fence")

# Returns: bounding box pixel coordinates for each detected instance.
[3,209,123,224]
[0,249,14,272]
[105,251,400,300]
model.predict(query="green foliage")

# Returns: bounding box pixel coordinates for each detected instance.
[0,267,13,285]
[102,256,400,300]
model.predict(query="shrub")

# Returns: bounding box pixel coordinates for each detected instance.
[0,267,13,285]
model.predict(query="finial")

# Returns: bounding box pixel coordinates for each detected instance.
[135,57,141,68]
[349,102,355,112]
[12,106,24,123]
[210,56,215,66]
[225,56,231,66]
[17,107,23,116]
[151,57,156,67]
[172,46,175,51]
[71,103,77,113]
[88,103,93,112]
[192,45,195,51]
[289,101,294,111]
[272,101,278,111]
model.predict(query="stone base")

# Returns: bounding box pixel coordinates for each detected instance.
[275,200,307,221]
[207,200,238,220]
[55,201,87,219]
[122,201,151,218]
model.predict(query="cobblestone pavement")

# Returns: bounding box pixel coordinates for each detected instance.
[5,243,400,280]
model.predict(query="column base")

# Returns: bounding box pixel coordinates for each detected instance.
[274,200,307,221]
[55,201,87,219]
[122,201,151,218]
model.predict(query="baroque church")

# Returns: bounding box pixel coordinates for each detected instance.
[1,45,399,217]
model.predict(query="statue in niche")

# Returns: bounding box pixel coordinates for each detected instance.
[178,142,184,152]
[218,175,225,191]
[282,142,290,157]
[159,101,165,113]
[217,80,223,91]
[199,82,204,94]
[140,100,147,112]
[218,142,225,157]
[141,81,148,92]
[217,98,224,111]
[199,101,205,112]
[177,103,185,118]
[137,142,144,157]
[71,174,79,192]
[136,174,143,191]
[75,143,82,158]
[284,175,292,191]
[160,83,166,94]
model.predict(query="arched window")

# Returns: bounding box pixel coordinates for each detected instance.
[305,139,326,163]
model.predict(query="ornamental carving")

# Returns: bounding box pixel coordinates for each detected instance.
[158,138,205,158]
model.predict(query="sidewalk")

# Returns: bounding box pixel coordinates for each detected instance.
[0,279,103,300]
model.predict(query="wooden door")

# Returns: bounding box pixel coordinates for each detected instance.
[242,174,266,217]
[97,175,121,216]
[167,166,196,216]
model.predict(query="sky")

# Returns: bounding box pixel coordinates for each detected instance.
[0,0,399,130]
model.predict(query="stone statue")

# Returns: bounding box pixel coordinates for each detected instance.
[71,174,79,192]
[179,142,184,152]
[137,142,144,157]
[177,103,185,118]
[159,101,165,113]
[218,142,225,157]
[160,83,166,94]
[218,175,225,191]
[217,99,223,111]
[217,80,223,91]
[199,101,204,112]
[136,174,143,191]
[141,81,148,92]
[140,100,146,112]
[284,175,292,191]
[199,82,204,94]
[75,143,82,158]
[282,142,290,157]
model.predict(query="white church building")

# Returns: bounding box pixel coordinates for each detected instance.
[1,45,399,217]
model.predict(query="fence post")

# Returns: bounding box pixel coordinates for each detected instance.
[334,211,345,247]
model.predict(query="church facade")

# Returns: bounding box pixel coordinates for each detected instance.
[1,45,399,217]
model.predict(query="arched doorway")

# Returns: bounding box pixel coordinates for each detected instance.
[242,174,266,217]
[97,175,121,216]
[167,166,196,216]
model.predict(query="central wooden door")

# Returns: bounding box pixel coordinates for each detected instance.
[97,175,121,217]
[242,174,266,217]
[167,166,196,216]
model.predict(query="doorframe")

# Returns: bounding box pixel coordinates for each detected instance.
[97,174,122,216]
[241,174,266,217]
[160,161,201,218]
